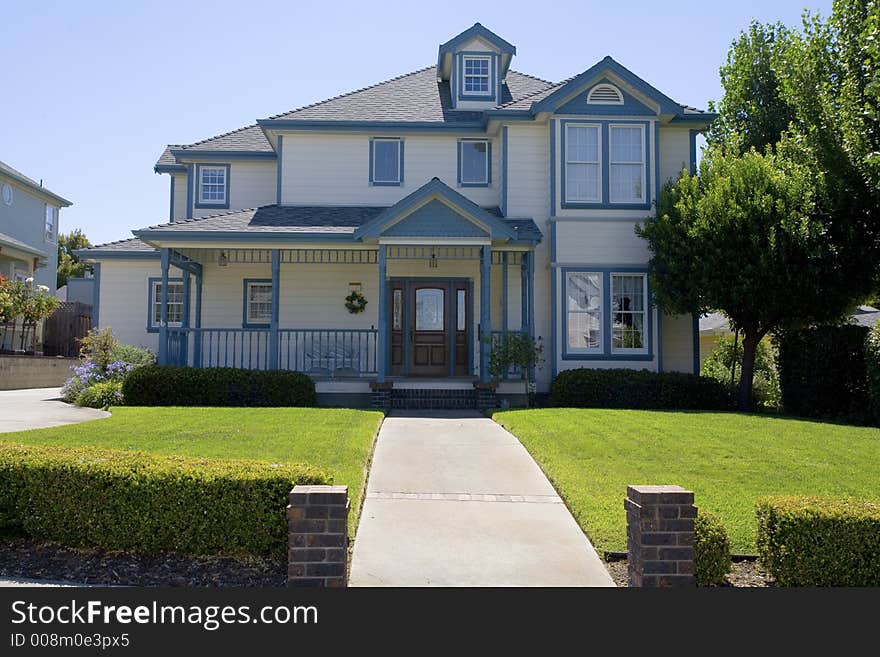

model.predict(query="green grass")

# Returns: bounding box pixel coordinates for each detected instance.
[493,409,880,553]
[2,407,383,535]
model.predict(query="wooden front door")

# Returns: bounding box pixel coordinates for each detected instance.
[389,280,470,377]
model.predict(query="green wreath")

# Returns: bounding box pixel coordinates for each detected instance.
[344,290,368,314]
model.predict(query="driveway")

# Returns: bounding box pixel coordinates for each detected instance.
[0,388,108,433]
[349,411,614,587]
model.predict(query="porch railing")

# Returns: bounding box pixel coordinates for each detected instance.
[162,327,378,377]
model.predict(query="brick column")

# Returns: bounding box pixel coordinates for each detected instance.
[287,485,349,587]
[625,485,696,587]
[369,381,393,411]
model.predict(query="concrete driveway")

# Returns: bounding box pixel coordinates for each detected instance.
[0,388,108,433]
[349,411,614,587]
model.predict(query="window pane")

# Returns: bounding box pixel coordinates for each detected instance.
[457,289,466,331]
[461,141,488,184]
[566,163,599,201]
[610,127,642,162]
[566,272,602,351]
[373,140,400,182]
[200,167,226,202]
[611,275,646,350]
[610,164,643,202]
[153,282,184,325]
[415,288,444,331]
[248,283,272,323]
[567,126,599,163]
[392,289,402,331]
[463,57,490,93]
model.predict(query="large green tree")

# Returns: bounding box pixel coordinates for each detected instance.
[638,148,834,410]
[57,229,91,289]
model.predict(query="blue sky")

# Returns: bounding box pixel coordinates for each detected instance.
[0,0,832,245]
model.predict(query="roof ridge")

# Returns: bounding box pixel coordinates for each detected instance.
[265,65,438,120]
[180,125,261,150]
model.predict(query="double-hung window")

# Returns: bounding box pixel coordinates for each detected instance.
[611,274,647,352]
[45,205,57,242]
[609,125,645,203]
[150,279,184,329]
[462,56,490,95]
[459,140,490,186]
[197,165,229,207]
[244,280,273,326]
[565,124,601,203]
[565,272,603,353]
[370,138,403,185]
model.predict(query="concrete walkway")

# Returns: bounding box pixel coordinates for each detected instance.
[0,388,108,433]
[349,411,614,587]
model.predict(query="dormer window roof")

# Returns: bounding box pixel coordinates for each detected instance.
[436,22,516,82]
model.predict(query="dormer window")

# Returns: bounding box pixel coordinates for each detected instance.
[462,56,491,95]
[588,83,624,105]
[195,164,230,208]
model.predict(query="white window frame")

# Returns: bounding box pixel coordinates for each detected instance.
[245,280,273,326]
[198,165,228,205]
[45,205,57,243]
[151,280,184,328]
[565,271,604,355]
[610,273,649,355]
[459,139,490,185]
[608,124,647,204]
[371,138,402,184]
[462,55,491,96]
[564,123,602,203]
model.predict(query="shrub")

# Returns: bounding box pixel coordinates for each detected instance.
[548,368,733,410]
[110,344,156,368]
[75,380,123,409]
[776,324,870,421]
[694,512,731,586]
[122,366,317,407]
[756,496,880,586]
[78,327,120,370]
[866,320,880,424]
[701,335,780,410]
[0,442,329,559]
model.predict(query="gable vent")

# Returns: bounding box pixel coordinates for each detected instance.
[587,83,624,105]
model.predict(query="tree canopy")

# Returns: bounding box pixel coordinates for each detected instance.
[57,229,91,290]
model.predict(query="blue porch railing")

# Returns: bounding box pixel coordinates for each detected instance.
[163,327,378,377]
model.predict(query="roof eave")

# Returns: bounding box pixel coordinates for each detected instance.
[257,119,487,132]
[0,170,72,207]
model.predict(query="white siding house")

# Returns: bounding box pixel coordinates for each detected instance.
[78,23,713,407]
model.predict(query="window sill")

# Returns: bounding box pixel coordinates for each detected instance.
[561,352,653,361]
[561,201,651,210]
[459,181,490,188]
[370,181,402,187]
[241,322,272,330]
[194,200,230,210]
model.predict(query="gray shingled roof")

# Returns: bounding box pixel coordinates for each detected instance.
[177,124,273,152]
[0,231,49,258]
[134,204,542,242]
[266,66,551,122]
[83,237,157,253]
[0,160,72,206]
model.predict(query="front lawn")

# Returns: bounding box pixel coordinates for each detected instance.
[493,409,880,553]
[2,407,383,535]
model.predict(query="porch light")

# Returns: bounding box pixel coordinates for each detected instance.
[429,248,438,269]
[218,250,228,267]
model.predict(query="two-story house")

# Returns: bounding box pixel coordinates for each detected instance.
[77,24,714,407]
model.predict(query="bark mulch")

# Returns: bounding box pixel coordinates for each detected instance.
[604,558,772,587]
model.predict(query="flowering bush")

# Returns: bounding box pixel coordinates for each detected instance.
[0,277,59,351]
[75,380,124,409]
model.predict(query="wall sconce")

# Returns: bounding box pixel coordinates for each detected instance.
[349,282,362,293]
[218,250,228,267]
[429,248,438,269]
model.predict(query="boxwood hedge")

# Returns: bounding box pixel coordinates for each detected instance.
[122,366,317,407]
[0,442,329,559]
[549,368,733,410]
[866,320,880,425]
[694,512,732,586]
[756,496,880,586]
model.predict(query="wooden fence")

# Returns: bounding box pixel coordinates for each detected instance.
[42,302,92,357]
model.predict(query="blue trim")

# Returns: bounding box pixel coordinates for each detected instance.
[669,114,717,124]
[276,135,284,205]
[169,176,175,221]
[559,120,652,210]
[91,263,101,329]
[549,120,556,215]
[170,150,276,161]
[78,250,160,260]
[501,126,508,215]
[469,279,475,376]
[377,245,388,382]
[557,78,655,116]
[521,254,528,332]
[269,250,280,369]
[242,278,273,329]
[692,313,700,374]
[527,250,535,342]
[185,165,193,219]
[559,266,655,362]
[449,281,456,377]
[194,163,231,210]
[480,245,492,382]
[456,52,498,102]
[502,252,508,334]
[457,139,491,188]
[193,270,203,367]
[437,23,516,61]
[158,250,170,364]
[656,309,663,372]
[146,275,183,333]
[133,229,357,243]
[259,119,486,132]
[154,164,187,174]
[550,223,558,377]
[654,121,661,204]
[181,272,191,364]
[689,129,699,175]
[369,138,404,187]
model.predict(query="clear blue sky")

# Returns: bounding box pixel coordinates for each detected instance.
[0,0,832,246]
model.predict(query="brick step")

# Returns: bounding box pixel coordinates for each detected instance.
[390,388,477,409]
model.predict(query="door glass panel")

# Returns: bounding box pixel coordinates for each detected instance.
[416,288,444,330]
[392,289,402,330]
[457,289,466,331]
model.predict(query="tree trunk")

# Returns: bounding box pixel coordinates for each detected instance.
[737,332,759,411]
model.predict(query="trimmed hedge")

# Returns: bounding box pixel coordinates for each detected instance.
[866,320,880,424]
[756,497,880,586]
[776,325,870,421]
[0,442,329,559]
[122,366,317,407]
[549,368,733,410]
[694,512,731,586]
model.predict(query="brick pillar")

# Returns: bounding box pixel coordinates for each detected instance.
[473,381,498,410]
[369,381,393,411]
[625,485,696,587]
[287,485,349,587]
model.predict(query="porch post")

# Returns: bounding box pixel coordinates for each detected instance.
[480,244,492,382]
[158,248,170,365]
[269,249,280,369]
[193,269,203,367]
[527,248,536,382]
[377,244,388,383]
[502,252,509,335]
[181,270,191,366]
[521,253,528,332]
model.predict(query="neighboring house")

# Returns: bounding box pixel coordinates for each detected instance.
[76,23,714,405]
[0,161,71,290]
[698,307,880,366]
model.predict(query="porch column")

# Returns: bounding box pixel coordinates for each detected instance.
[521,253,528,332]
[502,252,509,334]
[269,249,280,369]
[527,248,535,382]
[193,269,203,367]
[181,270,191,366]
[377,244,388,382]
[480,244,492,382]
[158,248,170,365]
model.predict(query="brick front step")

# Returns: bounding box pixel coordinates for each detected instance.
[390,388,477,409]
